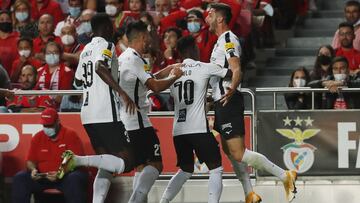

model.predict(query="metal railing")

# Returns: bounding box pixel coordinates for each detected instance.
[256,87,360,110]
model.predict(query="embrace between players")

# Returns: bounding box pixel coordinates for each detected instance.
[57,3,297,203]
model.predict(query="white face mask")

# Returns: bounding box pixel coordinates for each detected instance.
[43,127,56,138]
[78,22,92,35]
[15,11,29,22]
[293,78,306,87]
[61,34,75,45]
[334,73,347,81]
[19,49,31,58]
[45,54,60,65]
[105,4,118,16]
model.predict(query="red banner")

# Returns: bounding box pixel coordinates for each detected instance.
[0,113,251,177]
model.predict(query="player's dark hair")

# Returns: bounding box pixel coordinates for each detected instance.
[177,36,199,60]
[126,20,148,42]
[91,13,113,40]
[210,3,232,25]
[339,21,354,31]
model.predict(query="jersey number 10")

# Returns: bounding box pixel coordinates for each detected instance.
[174,80,194,105]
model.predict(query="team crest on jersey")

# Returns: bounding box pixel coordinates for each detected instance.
[102,49,112,60]
[276,116,319,173]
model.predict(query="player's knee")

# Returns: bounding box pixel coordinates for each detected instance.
[148,161,163,173]
[180,165,194,173]
[230,151,244,162]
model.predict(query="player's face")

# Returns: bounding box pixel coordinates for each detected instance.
[205,8,217,33]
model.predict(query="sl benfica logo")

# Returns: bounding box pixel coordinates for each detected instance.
[276,116,320,173]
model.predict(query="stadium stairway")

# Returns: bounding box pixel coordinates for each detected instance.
[247,0,344,110]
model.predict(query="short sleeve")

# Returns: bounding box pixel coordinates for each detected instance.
[133,59,153,85]
[206,63,228,78]
[223,33,241,60]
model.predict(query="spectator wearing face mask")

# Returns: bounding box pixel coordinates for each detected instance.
[33,14,62,61]
[55,0,84,37]
[335,22,360,75]
[30,0,65,25]
[310,45,335,81]
[0,11,20,76]
[11,37,42,83]
[284,67,312,109]
[35,41,74,91]
[11,107,88,203]
[77,9,95,45]
[13,0,39,39]
[60,24,85,70]
[105,0,125,28]
[309,56,360,109]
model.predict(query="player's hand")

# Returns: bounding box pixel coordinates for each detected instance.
[46,171,58,182]
[31,169,41,181]
[220,87,235,106]
[169,66,183,79]
[120,92,138,115]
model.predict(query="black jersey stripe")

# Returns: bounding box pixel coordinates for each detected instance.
[108,87,118,122]
[134,78,144,129]
[133,51,148,64]
[104,42,113,64]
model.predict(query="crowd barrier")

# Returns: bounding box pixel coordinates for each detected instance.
[1,88,360,179]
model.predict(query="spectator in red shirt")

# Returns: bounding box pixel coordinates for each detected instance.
[0,10,19,75]
[153,0,171,25]
[11,37,43,82]
[11,107,88,203]
[117,0,146,28]
[332,1,360,51]
[33,14,62,60]
[60,23,84,70]
[13,0,39,38]
[30,0,65,25]
[7,65,51,112]
[35,41,74,91]
[335,22,360,75]
[161,27,182,67]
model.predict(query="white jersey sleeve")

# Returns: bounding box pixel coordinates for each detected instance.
[205,63,229,78]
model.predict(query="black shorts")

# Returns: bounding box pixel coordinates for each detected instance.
[173,133,221,167]
[83,121,131,154]
[127,127,162,166]
[214,91,245,140]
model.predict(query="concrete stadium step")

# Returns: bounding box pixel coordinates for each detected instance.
[294,29,335,37]
[311,10,343,18]
[319,0,346,10]
[303,18,343,30]
[248,76,290,87]
[286,37,333,48]
[275,48,317,57]
[266,56,316,68]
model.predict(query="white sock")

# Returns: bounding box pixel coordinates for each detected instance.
[128,165,160,203]
[229,157,252,196]
[208,166,223,203]
[93,169,113,203]
[242,149,286,181]
[160,169,192,202]
[74,154,125,174]
[132,172,141,190]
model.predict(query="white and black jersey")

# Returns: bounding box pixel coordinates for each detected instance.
[118,47,153,131]
[170,59,228,136]
[209,30,242,102]
[75,37,121,124]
